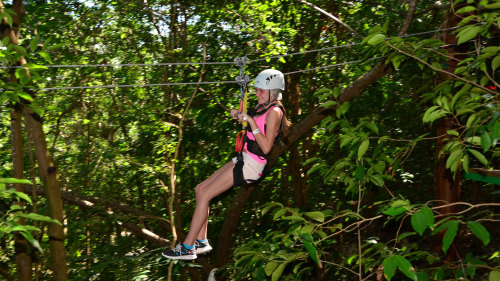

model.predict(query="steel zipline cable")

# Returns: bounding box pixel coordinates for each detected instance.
[0,26,459,71]
[34,57,381,91]
[38,81,236,91]
[0,26,462,91]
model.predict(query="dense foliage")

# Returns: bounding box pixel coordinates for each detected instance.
[1,0,499,280]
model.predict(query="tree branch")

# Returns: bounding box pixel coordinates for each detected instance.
[24,185,172,246]
[398,0,419,36]
[296,0,364,40]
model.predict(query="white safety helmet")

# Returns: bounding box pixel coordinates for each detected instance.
[254,69,285,90]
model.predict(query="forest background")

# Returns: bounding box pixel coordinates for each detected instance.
[0,0,499,280]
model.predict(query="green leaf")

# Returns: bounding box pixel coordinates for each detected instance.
[321,100,337,108]
[463,154,470,173]
[485,2,500,9]
[13,45,27,55]
[368,34,386,45]
[301,224,315,234]
[16,91,34,102]
[490,270,500,281]
[2,13,13,27]
[492,55,500,72]
[301,233,320,266]
[38,51,53,63]
[442,220,459,253]
[481,131,492,152]
[357,139,369,161]
[281,215,305,222]
[365,123,379,135]
[273,208,287,220]
[410,212,425,236]
[423,106,446,123]
[446,149,462,169]
[271,262,286,281]
[8,225,41,232]
[12,191,32,203]
[383,256,398,281]
[15,213,62,225]
[397,232,416,242]
[457,26,481,45]
[384,206,407,217]
[493,121,500,140]
[18,231,43,252]
[301,232,314,242]
[421,206,434,226]
[355,165,365,181]
[265,261,278,276]
[469,149,488,166]
[467,221,490,246]
[303,240,319,265]
[456,6,476,13]
[30,37,39,52]
[336,102,350,118]
[383,255,417,281]
[24,63,48,71]
[395,255,418,281]
[333,87,341,98]
[304,211,325,223]
[0,178,32,184]
[411,207,434,236]
[307,163,323,176]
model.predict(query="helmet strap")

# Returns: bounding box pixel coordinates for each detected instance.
[264,89,278,107]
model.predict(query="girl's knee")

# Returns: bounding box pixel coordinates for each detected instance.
[195,184,205,197]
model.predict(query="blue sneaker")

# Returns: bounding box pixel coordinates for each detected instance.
[194,239,213,255]
[162,244,197,260]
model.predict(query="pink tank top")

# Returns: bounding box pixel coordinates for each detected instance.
[244,106,278,164]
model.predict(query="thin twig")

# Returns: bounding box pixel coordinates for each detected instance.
[296,0,364,40]
[384,41,498,96]
[321,260,360,276]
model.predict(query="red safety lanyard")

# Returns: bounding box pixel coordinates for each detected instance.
[235,88,248,153]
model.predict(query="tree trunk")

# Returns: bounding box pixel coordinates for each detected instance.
[23,107,68,281]
[11,106,33,281]
[1,1,69,278]
[2,1,33,279]
[432,2,468,257]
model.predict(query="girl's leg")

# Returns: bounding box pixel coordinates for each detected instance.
[183,161,235,245]
[196,207,209,240]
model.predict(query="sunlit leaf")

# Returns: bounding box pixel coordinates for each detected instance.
[368,34,386,45]
[15,213,62,225]
[469,149,488,166]
[304,211,325,223]
[357,139,369,161]
[271,262,286,281]
[490,270,500,281]
[457,26,481,45]
[30,37,39,52]
[0,178,32,184]
[481,131,492,152]
[265,261,278,276]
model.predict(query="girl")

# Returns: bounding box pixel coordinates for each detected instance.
[163,69,290,260]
